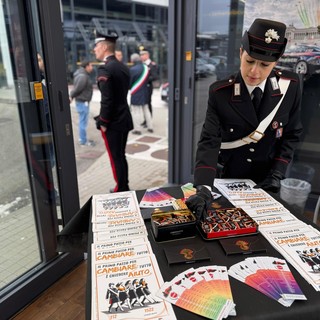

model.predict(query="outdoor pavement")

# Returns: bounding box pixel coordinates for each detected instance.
[70,87,169,207]
[0,86,169,287]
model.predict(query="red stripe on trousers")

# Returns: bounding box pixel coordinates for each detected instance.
[101,129,119,192]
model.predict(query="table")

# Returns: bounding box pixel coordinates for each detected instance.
[60,187,320,320]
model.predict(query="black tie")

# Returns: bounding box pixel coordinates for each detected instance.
[252,87,263,112]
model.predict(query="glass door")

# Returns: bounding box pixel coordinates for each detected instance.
[169,0,320,212]
[0,1,82,318]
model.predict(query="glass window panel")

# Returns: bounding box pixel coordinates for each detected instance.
[194,0,320,201]
[0,1,41,289]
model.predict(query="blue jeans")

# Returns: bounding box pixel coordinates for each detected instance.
[76,100,89,144]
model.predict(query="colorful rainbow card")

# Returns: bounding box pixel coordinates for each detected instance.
[180,182,197,199]
[139,187,176,208]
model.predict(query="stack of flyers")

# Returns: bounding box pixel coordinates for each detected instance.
[92,192,141,225]
[252,212,300,230]
[156,266,236,319]
[91,191,177,320]
[243,205,290,219]
[214,179,260,201]
[214,179,283,213]
[229,256,306,307]
[92,253,177,320]
[261,225,320,291]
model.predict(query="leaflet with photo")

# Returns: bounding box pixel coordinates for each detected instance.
[262,228,320,290]
[214,178,258,199]
[92,191,140,223]
[276,241,320,289]
[92,254,176,320]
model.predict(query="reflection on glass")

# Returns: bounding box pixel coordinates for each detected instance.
[0,2,41,289]
[193,0,242,165]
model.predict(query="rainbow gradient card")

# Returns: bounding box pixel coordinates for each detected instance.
[139,187,176,208]
[156,265,235,319]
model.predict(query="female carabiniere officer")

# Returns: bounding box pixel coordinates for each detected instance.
[186,18,303,219]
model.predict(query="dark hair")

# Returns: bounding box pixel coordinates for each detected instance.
[80,60,90,68]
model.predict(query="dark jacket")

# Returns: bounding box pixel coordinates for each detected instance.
[96,55,133,132]
[130,62,150,105]
[70,67,93,102]
[194,69,303,187]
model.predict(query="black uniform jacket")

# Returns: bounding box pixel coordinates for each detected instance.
[194,69,303,187]
[96,55,133,132]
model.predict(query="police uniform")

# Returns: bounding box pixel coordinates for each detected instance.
[95,31,133,192]
[194,69,303,186]
[193,18,303,190]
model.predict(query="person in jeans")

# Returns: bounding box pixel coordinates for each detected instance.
[70,61,94,146]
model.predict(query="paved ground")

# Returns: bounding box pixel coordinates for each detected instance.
[0,86,169,287]
[72,87,169,206]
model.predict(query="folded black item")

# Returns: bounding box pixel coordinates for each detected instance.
[56,197,92,253]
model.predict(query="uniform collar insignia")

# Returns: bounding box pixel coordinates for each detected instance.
[270,76,279,90]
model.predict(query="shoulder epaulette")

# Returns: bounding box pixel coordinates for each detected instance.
[210,76,235,92]
[275,69,298,81]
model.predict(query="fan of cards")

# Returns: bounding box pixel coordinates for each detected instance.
[228,256,307,307]
[156,266,236,320]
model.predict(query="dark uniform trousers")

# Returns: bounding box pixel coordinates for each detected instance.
[96,55,133,192]
[101,129,129,192]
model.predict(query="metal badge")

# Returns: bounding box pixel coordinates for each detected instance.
[234,83,240,96]
[270,77,279,91]
[272,121,279,129]
[276,128,283,138]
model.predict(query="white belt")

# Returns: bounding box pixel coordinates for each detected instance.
[221,78,290,150]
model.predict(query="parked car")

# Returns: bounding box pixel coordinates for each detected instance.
[196,58,209,79]
[276,45,320,78]
[196,58,216,75]
[160,82,169,102]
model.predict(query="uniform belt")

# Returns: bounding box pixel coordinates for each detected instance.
[220,78,290,150]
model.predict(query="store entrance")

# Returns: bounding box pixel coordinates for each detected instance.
[0,1,82,318]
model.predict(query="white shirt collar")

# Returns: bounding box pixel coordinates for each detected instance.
[246,79,267,95]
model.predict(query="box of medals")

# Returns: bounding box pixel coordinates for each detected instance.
[151,208,197,242]
[198,207,258,240]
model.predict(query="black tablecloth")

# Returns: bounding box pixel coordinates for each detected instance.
[63,187,320,320]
